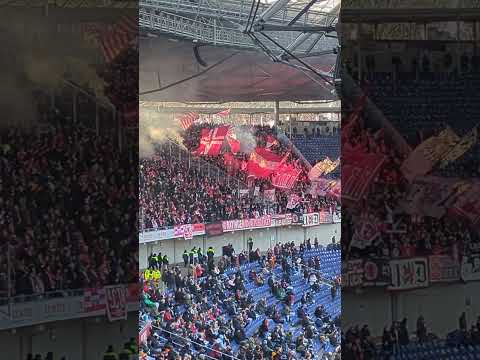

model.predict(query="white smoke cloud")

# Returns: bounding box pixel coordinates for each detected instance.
[139,108,184,158]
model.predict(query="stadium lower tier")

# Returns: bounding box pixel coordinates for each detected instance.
[141,247,341,360]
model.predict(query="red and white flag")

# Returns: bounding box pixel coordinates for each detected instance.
[215,108,231,117]
[99,15,137,63]
[179,112,199,130]
[192,126,230,156]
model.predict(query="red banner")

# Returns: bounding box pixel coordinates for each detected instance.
[222,215,272,232]
[342,151,385,202]
[105,285,127,321]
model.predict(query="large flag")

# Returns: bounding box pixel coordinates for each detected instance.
[272,163,302,190]
[439,127,477,168]
[308,157,340,181]
[401,128,459,181]
[247,147,283,178]
[179,112,199,130]
[192,126,230,156]
[98,15,137,63]
[342,151,386,202]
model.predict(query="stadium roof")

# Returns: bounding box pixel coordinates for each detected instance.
[139,0,339,102]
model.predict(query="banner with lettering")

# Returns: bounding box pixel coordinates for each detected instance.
[389,257,429,290]
[461,255,480,282]
[342,260,364,287]
[105,285,128,321]
[222,215,272,232]
[303,213,320,227]
[429,255,460,282]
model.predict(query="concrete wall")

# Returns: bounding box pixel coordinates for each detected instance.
[343,281,480,339]
[0,314,136,360]
[140,223,340,269]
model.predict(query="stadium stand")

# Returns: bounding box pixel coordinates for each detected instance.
[139,124,340,231]
[140,242,341,360]
[342,43,480,359]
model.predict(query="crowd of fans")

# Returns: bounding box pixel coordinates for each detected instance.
[0,39,139,299]
[0,119,138,299]
[140,241,341,360]
[140,124,339,230]
[341,92,480,262]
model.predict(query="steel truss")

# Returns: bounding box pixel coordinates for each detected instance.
[140,0,339,84]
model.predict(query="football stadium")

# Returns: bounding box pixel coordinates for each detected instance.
[0,4,138,360]
[138,1,342,359]
[342,2,480,359]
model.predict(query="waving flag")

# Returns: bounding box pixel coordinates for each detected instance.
[343,151,385,202]
[308,157,340,181]
[439,127,477,168]
[179,112,199,130]
[247,147,283,178]
[215,108,231,117]
[98,15,137,63]
[272,163,302,189]
[192,126,229,156]
[401,128,459,181]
